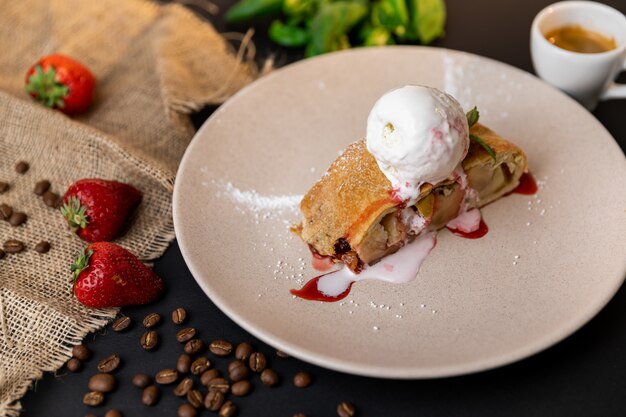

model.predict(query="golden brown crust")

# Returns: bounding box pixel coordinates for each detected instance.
[299,123,527,260]
[464,123,528,173]
[299,140,395,257]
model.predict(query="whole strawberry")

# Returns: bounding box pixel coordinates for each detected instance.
[25,53,95,115]
[61,179,142,242]
[72,242,164,308]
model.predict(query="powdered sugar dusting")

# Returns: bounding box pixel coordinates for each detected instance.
[212,180,302,214]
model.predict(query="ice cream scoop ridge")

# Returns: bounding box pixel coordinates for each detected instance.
[366,85,470,205]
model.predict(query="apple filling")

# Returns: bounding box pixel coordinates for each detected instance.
[344,158,523,270]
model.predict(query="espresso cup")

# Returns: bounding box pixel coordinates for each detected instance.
[531,1,626,109]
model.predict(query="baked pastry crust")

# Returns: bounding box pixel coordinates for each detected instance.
[297,123,528,269]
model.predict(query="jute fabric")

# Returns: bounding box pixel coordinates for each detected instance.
[0,0,256,414]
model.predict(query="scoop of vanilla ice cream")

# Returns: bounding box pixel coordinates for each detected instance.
[366,85,469,204]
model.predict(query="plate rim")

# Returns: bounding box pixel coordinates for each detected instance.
[173,45,626,378]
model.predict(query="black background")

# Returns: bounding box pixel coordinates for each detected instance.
[21,0,626,416]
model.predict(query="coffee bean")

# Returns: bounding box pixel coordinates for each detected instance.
[155,368,178,385]
[34,180,51,196]
[276,350,290,358]
[260,368,279,387]
[43,191,60,208]
[172,307,187,324]
[132,373,152,389]
[187,389,204,408]
[72,344,92,361]
[228,361,240,372]
[142,385,160,406]
[83,391,104,407]
[0,182,8,194]
[191,357,210,375]
[0,204,12,220]
[177,353,192,374]
[249,352,266,373]
[207,377,229,394]
[235,342,253,362]
[111,316,132,332]
[104,410,123,417]
[15,161,29,174]
[8,212,27,227]
[66,358,82,372]
[88,373,116,393]
[97,354,121,373]
[337,402,357,417]
[184,339,204,354]
[293,414,307,417]
[231,380,251,397]
[142,312,161,328]
[228,360,249,382]
[34,241,51,254]
[176,327,196,343]
[200,369,220,386]
[210,339,233,357]
[293,371,312,388]
[174,377,193,397]
[205,389,225,411]
[219,401,237,417]
[140,331,158,351]
[3,239,24,254]
[178,403,197,417]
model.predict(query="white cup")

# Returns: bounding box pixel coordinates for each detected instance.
[531,1,626,109]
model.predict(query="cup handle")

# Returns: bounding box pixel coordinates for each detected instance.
[600,58,626,100]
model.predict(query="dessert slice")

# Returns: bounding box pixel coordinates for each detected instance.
[296,122,527,272]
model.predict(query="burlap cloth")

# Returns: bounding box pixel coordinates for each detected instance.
[0,0,257,415]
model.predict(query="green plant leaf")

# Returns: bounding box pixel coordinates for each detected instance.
[283,0,317,19]
[466,106,479,127]
[307,1,368,56]
[225,0,283,23]
[269,20,310,47]
[371,0,409,36]
[362,25,395,46]
[410,0,446,44]
[469,133,497,162]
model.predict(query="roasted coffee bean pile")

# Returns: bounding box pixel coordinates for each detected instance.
[66,307,358,417]
[1,160,58,259]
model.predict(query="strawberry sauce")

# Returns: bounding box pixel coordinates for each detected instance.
[447,219,489,239]
[510,172,538,195]
[291,232,437,302]
[290,276,353,302]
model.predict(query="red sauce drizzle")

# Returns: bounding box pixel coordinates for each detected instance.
[290,274,353,302]
[447,219,489,239]
[510,172,538,195]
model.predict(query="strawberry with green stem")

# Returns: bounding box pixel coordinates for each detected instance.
[72,242,164,308]
[25,54,95,115]
[61,179,142,242]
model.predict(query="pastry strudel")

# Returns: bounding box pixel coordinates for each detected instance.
[296,122,527,273]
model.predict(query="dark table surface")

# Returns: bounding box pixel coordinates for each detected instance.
[22,0,626,416]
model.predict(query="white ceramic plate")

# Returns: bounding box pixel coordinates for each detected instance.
[173,47,626,378]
